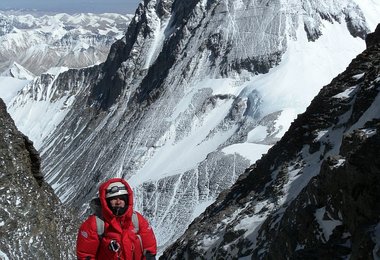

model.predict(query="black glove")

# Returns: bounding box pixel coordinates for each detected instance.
[145,251,156,260]
[109,240,120,252]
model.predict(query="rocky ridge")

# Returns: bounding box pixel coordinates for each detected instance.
[0,98,77,259]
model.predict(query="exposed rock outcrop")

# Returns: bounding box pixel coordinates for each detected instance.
[254,122,380,259]
[366,23,380,48]
[0,98,78,259]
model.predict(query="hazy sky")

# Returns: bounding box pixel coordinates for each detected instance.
[0,0,141,14]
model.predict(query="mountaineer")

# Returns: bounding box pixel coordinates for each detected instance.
[77,178,157,259]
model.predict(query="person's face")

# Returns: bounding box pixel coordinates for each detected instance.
[109,196,126,208]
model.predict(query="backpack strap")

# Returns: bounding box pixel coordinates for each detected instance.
[95,211,140,237]
[95,215,104,238]
[132,211,139,233]
[131,212,144,254]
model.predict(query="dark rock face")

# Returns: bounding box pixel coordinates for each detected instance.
[255,123,380,259]
[0,99,77,259]
[366,23,380,48]
[161,25,380,259]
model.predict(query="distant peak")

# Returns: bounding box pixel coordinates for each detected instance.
[1,62,35,80]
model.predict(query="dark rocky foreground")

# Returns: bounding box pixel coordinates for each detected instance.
[0,99,78,259]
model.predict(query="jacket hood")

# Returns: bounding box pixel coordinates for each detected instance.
[98,178,134,222]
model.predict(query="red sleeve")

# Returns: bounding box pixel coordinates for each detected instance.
[137,212,157,255]
[76,215,100,260]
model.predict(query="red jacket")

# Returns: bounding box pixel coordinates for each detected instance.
[76,178,157,259]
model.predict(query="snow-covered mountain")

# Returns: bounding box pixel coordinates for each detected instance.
[162,26,380,259]
[0,11,132,75]
[0,61,35,80]
[3,0,380,256]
